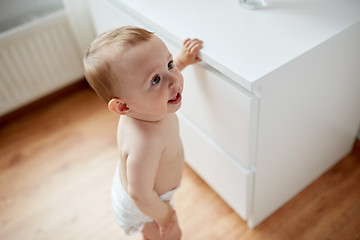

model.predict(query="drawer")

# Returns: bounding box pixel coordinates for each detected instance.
[178,113,252,220]
[180,64,258,167]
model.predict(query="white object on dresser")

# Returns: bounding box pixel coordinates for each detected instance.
[87,0,360,227]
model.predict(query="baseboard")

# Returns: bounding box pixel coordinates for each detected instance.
[0,79,89,128]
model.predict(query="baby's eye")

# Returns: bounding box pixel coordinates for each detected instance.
[151,75,161,85]
[168,60,174,70]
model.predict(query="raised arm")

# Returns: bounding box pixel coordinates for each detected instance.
[174,38,203,71]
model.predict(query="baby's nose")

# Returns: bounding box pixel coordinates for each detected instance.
[167,74,178,88]
[169,81,175,89]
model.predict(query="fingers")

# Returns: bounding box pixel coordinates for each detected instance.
[175,38,203,69]
[159,221,174,238]
[190,43,202,59]
[160,225,166,238]
[158,212,178,239]
[183,38,191,45]
[183,38,203,54]
[182,38,203,65]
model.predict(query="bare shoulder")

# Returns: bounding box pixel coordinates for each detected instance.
[117,116,165,157]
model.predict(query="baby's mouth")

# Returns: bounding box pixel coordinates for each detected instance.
[168,92,182,104]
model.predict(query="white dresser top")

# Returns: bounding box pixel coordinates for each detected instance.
[111,0,360,92]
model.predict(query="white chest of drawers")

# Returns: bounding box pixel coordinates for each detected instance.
[87,0,360,227]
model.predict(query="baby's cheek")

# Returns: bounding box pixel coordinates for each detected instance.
[178,72,184,85]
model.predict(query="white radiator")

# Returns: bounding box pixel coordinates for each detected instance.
[0,10,84,116]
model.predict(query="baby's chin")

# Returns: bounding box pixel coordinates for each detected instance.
[167,102,182,114]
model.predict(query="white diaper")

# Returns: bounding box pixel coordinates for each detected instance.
[111,165,179,235]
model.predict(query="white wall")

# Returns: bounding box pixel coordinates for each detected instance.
[0,0,63,32]
[62,0,96,56]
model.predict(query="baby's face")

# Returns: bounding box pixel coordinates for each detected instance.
[110,35,184,121]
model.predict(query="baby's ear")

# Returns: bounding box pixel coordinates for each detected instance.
[108,98,130,115]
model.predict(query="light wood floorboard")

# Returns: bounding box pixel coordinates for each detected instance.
[0,86,359,240]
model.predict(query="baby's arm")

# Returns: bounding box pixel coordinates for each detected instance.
[126,135,176,237]
[174,38,203,71]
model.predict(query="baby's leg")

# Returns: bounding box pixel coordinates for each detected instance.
[142,221,162,240]
[142,220,181,240]
[142,233,151,240]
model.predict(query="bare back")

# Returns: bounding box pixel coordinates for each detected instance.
[117,113,184,196]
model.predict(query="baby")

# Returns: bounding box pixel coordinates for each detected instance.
[83,26,202,240]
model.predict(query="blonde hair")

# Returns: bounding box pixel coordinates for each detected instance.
[83,26,153,102]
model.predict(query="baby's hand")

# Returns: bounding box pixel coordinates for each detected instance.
[157,209,179,239]
[175,38,203,71]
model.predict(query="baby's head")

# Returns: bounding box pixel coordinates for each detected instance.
[83,26,184,121]
[83,26,153,103]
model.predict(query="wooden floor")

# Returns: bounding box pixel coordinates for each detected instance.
[1,85,359,240]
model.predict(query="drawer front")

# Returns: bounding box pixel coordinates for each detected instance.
[178,114,251,219]
[180,64,256,167]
